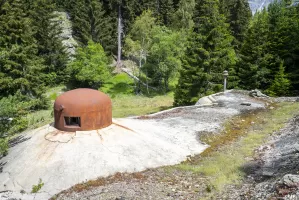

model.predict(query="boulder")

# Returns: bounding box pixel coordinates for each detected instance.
[53,11,78,57]
[249,89,268,98]
[282,174,299,187]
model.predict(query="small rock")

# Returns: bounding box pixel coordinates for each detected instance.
[262,169,274,177]
[195,184,200,188]
[241,102,251,106]
[101,189,108,193]
[249,89,268,98]
[172,188,176,192]
[282,174,299,187]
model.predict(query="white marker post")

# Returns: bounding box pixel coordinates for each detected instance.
[223,70,228,92]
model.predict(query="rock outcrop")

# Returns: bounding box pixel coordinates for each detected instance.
[53,11,78,57]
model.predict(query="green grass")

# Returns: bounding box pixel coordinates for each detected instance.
[23,86,66,130]
[101,72,174,118]
[174,102,299,196]
[26,110,53,129]
[112,94,173,118]
[45,85,66,100]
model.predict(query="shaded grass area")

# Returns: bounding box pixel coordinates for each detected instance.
[173,102,299,197]
[101,73,135,97]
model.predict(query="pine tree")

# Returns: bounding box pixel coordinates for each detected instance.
[158,0,175,25]
[266,61,290,96]
[267,1,299,92]
[174,33,208,106]
[174,0,237,106]
[237,9,272,90]
[0,0,46,99]
[64,0,116,53]
[171,0,196,30]
[24,0,69,85]
[219,0,252,46]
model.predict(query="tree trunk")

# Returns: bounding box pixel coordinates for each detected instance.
[138,49,142,94]
[117,3,122,67]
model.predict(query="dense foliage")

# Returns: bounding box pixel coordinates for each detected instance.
[67,41,111,88]
[0,0,299,155]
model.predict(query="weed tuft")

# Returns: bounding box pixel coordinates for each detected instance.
[31,178,44,193]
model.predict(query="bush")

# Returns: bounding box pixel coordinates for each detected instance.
[0,138,8,156]
[0,92,48,156]
[67,41,112,89]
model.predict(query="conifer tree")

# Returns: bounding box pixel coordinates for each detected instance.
[158,0,175,25]
[0,0,46,99]
[266,61,290,96]
[65,0,116,52]
[174,0,237,106]
[171,0,196,30]
[219,0,252,46]
[267,1,299,92]
[237,9,272,90]
[24,0,69,85]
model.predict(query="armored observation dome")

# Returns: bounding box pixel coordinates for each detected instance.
[54,88,112,132]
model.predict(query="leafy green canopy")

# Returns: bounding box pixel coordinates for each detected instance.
[67,41,111,89]
[145,26,185,92]
[124,10,186,93]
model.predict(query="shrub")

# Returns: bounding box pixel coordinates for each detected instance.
[67,41,111,89]
[31,178,44,193]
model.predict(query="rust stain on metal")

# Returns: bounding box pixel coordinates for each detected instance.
[54,88,112,132]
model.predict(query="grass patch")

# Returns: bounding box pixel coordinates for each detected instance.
[45,85,66,100]
[112,94,173,118]
[175,102,299,196]
[26,110,53,129]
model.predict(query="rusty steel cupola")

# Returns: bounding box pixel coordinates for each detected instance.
[54,88,112,132]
